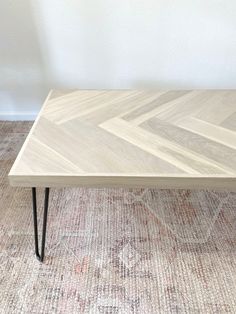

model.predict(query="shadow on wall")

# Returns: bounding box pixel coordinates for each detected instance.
[0,0,49,118]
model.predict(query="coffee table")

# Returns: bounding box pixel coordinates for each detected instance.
[9,90,236,262]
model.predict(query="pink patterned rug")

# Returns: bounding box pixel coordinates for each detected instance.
[0,121,236,313]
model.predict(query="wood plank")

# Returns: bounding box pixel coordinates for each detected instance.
[100,118,233,174]
[176,117,236,150]
[8,89,236,189]
[141,117,236,172]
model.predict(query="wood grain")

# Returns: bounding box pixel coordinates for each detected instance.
[8,90,236,189]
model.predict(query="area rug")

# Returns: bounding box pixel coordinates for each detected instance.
[0,121,236,313]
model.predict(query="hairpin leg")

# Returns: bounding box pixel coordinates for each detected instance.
[32,187,50,262]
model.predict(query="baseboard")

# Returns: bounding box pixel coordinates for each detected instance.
[0,112,37,121]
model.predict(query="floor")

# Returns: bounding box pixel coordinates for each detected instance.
[0,121,236,313]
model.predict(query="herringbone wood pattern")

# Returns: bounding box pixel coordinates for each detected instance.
[9,90,236,189]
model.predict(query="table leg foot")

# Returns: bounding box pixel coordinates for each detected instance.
[32,187,50,262]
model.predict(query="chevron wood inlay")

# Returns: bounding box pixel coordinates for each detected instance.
[8,90,236,190]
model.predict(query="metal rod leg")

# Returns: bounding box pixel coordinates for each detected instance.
[32,187,50,262]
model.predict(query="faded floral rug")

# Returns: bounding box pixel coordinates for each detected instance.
[0,121,236,313]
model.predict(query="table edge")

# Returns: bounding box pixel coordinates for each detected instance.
[8,174,236,190]
[9,90,53,175]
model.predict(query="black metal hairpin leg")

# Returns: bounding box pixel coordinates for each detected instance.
[32,187,50,262]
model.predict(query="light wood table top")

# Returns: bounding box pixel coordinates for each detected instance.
[9,90,236,190]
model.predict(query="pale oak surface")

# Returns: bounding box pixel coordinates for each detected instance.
[9,90,236,189]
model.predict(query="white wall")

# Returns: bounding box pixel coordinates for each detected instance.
[1,0,236,120]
